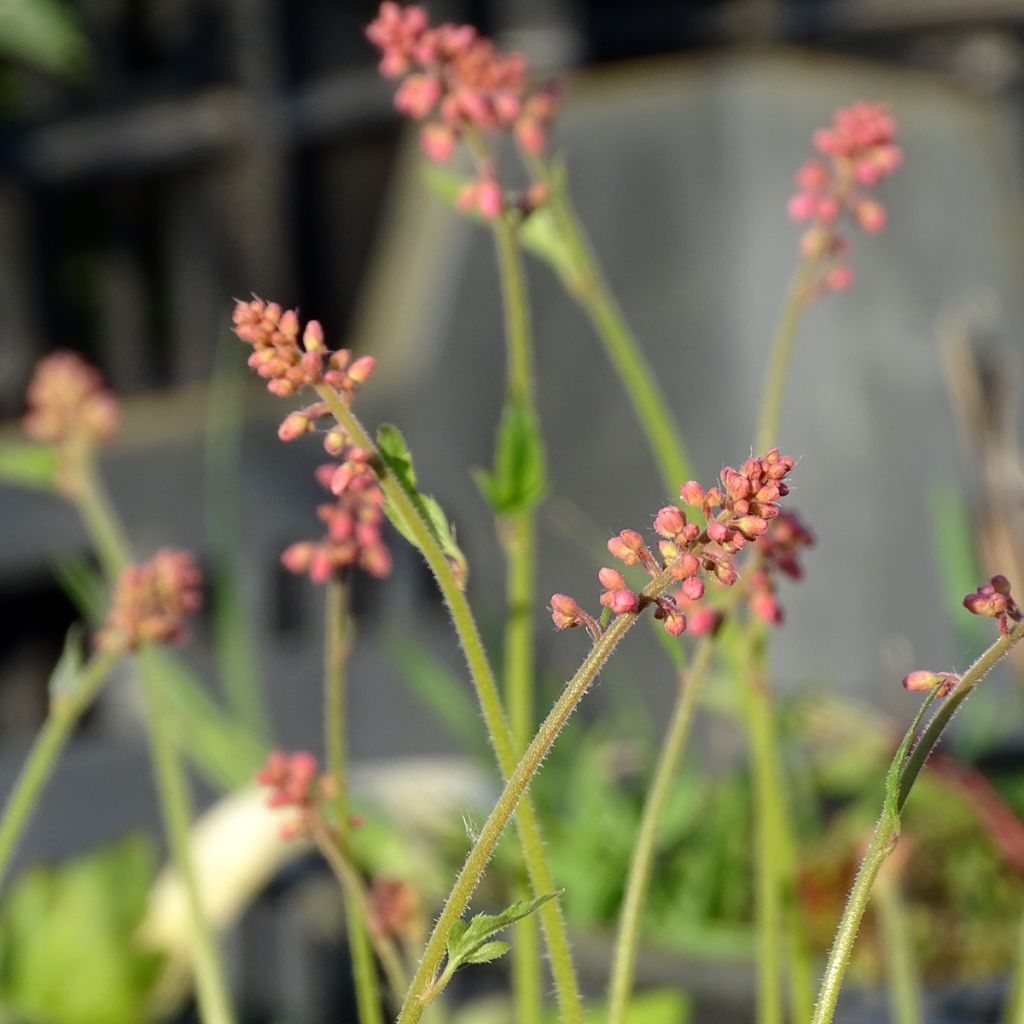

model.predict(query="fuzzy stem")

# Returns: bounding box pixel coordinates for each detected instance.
[73,449,130,578]
[524,152,690,494]
[325,579,384,1024]
[396,567,678,1024]
[812,618,1024,1024]
[138,647,237,1024]
[606,636,715,1023]
[316,388,583,1024]
[755,256,822,454]
[309,816,408,1006]
[0,648,121,887]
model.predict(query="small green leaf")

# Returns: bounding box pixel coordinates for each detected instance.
[47,625,86,707]
[377,424,469,586]
[0,443,59,490]
[447,891,561,967]
[460,940,511,966]
[445,919,467,957]
[519,207,576,284]
[474,399,547,516]
[422,164,471,209]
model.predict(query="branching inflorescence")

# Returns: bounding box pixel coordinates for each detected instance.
[366,2,558,219]
[551,451,812,643]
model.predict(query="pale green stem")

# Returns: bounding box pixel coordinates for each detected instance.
[396,567,679,1024]
[874,865,922,1024]
[754,257,819,454]
[606,636,715,1023]
[315,388,583,1024]
[0,648,121,887]
[525,152,690,494]
[309,816,408,1006]
[71,451,237,1024]
[138,647,237,1024]
[325,579,384,1024]
[812,618,1024,1024]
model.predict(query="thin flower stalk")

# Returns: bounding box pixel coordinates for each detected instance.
[312,383,584,1024]
[606,635,717,1023]
[812,612,1024,1024]
[523,150,691,494]
[325,579,385,1024]
[397,567,679,1024]
[0,647,121,887]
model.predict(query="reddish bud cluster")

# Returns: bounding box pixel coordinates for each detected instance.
[964,575,1022,635]
[23,351,120,451]
[281,463,391,583]
[95,550,203,654]
[788,102,901,294]
[902,669,960,698]
[551,450,806,640]
[748,511,815,625]
[232,298,374,400]
[255,750,338,840]
[366,2,559,219]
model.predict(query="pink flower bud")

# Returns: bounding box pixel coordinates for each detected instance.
[654,506,685,537]
[476,178,503,220]
[607,589,640,615]
[679,481,704,506]
[824,265,854,292]
[303,320,325,352]
[681,576,704,601]
[671,552,700,580]
[787,192,817,221]
[278,412,310,442]
[714,560,738,586]
[855,199,886,234]
[420,122,456,162]
[348,355,376,384]
[661,610,686,637]
[901,670,959,697]
[598,567,627,591]
[281,542,315,574]
[550,593,581,630]
[707,521,728,543]
[735,515,768,540]
[324,428,348,456]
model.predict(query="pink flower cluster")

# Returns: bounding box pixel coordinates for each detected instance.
[232,298,374,401]
[281,464,392,583]
[788,102,901,293]
[964,574,1022,635]
[95,550,203,654]
[255,750,337,840]
[748,511,815,625]
[551,450,806,640]
[23,351,120,450]
[366,2,558,219]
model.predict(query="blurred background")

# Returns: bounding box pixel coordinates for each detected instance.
[2,1,1024,1021]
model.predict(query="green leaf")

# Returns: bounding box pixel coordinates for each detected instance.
[473,399,547,516]
[51,556,106,624]
[47,625,86,706]
[377,423,468,586]
[444,919,467,958]
[0,0,90,77]
[459,940,511,966]
[422,164,471,209]
[519,207,577,284]
[447,891,561,968]
[0,443,58,490]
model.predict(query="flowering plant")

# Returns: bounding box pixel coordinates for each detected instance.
[1,5,1023,1024]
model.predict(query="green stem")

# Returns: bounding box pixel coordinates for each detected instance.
[754,256,821,454]
[325,579,384,1024]
[874,865,922,1024]
[396,567,679,1024]
[1003,909,1024,1024]
[812,618,1024,1024]
[525,153,690,494]
[73,450,130,578]
[316,388,584,1024]
[309,816,408,1006]
[0,648,121,887]
[138,647,237,1024]
[607,636,715,1023]
[492,203,533,401]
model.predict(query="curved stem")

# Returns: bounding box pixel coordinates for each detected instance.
[139,647,237,1024]
[73,451,130,578]
[606,636,715,1023]
[309,816,408,1006]
[316,388,583,1024]
[812,617,1024,1024]
[0,648,121,887]
[525,152,690,494]
[325,579,384,1024]
[396,567,679,1024]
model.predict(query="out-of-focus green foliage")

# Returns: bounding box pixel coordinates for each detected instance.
[0,836,161,1024]
[0,0,89,77]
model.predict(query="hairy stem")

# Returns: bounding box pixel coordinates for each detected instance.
[316,388,583,1024]
[0,648,121,887]
[325,579,384,1024]
[812,618,1024,1024]
[396,567,678,1024]
[606,636,715,1023]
